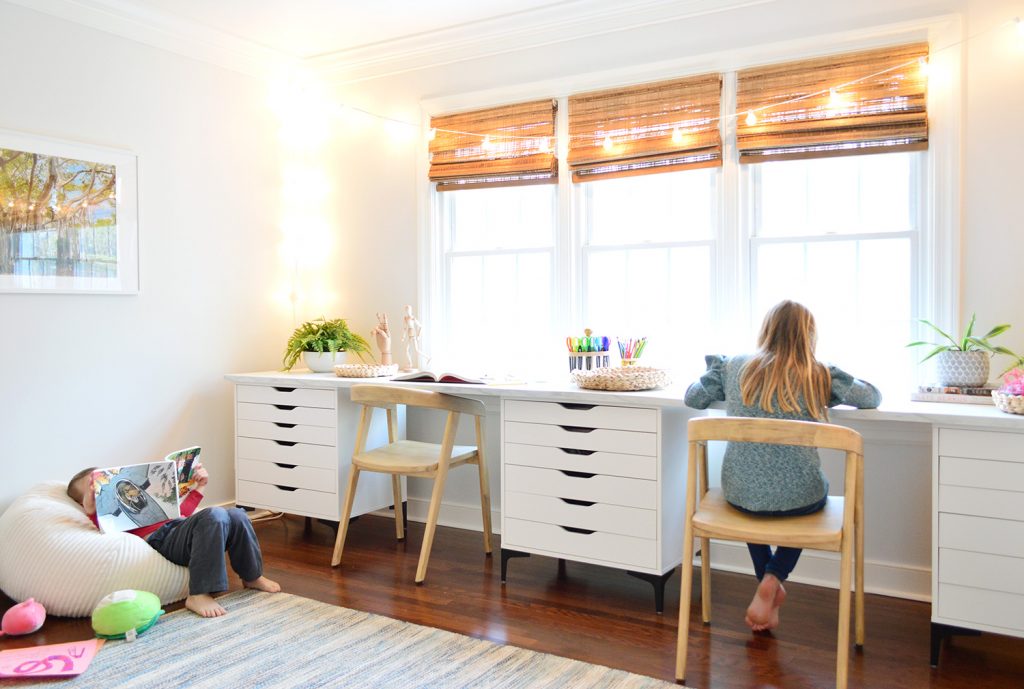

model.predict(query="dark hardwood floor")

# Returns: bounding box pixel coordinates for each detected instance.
[3,514,1022,688]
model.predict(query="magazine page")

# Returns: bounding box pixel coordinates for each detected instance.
[165,446,202,498]
[91,460,181,534]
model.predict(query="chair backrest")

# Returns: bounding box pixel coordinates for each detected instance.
[351,384,486,417]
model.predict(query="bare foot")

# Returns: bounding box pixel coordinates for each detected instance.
[186,594,226,618]
[244,576,281,593]
[745,575,785,631]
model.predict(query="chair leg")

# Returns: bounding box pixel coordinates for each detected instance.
[415,469,449,584]
[392,475,405,541]
[836,537,854,689]
[675,532,697,683]
[331,467,361,567]
[475,417,493,555]
[855,478,865,648]
[700,537,712,624]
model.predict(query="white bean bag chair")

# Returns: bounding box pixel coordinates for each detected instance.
[0,481,188,617]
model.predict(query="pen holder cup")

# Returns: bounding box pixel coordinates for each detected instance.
[620,358,639,367]
[568,351,612,372]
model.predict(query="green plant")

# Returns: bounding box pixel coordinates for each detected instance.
[907,313,1013,363]
[282,317,371,371]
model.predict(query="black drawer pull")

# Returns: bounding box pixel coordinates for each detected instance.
[273,404,297,411]
[559,425,596,433]
[274,463,298,469]
[558,403,597,411]
[559,447,596,456]
[272,387,297,393]
[273,440,297,447]
[274,485,298,492]
[560,525,595,535]
[560,470,596,479]
[273,422,297,429]
[560,498,596,507]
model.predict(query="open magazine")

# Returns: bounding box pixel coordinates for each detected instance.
[390,370,484,384]
[91,446,202,534]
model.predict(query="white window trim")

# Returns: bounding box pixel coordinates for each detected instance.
[417,14,963,363]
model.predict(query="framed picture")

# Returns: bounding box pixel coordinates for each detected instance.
[0,129,138,294]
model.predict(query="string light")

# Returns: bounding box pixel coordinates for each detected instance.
[481,135,495,151]
[537,137,551,153]
[671,127,685,144]
[745,110,758,126]
[917,56,929,78]
[602,135,614,151]
[427,127,437,141]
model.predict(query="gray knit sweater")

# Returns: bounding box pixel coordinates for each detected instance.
[684,354,882,512]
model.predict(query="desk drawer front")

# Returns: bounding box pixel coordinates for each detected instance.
[504,421,656,456]
[505,491,656,539]
[938,514,1024,558]
[937,583,1024,634]
[237,420,336,447]
[938,428,1024,464]
[237,385,336,409]
[939,456,1024,492]
[939,549,1024,596]
[503,517,656,569]
[236,437,337,470]
[504,400,657,433]
[237,458,336,492]
[237,480,337,519]
[237,402,336,427]
[504,443,656,480]
[938,485,1024,522]
[505,465,656,509]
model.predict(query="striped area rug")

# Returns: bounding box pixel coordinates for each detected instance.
[4,590,681,688]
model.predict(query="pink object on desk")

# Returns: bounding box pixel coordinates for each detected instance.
[0,638,103,678]
[0,599,46,636]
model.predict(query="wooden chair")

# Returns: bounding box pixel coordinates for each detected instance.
[676,417,864,689]
[330,384,493,583]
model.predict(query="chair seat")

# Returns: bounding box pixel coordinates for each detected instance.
[354,440,478,475]
[692,488,845,552]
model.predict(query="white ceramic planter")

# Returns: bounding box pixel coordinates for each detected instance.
[302,351,348,373]
[935,350,989,387]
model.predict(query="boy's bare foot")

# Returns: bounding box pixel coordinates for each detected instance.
[186,594,226,618]
[244,576,281,593]
[745,574,785,631]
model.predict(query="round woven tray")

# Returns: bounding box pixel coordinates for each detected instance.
[992,390,1024,415]
[571,366,671,392]
[334,363,399,378]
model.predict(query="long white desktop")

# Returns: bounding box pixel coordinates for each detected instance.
[225,370,1024,663]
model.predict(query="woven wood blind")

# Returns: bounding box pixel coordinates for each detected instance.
[429,99,557,190]
[736,43,929,163]
[567,73,722,183]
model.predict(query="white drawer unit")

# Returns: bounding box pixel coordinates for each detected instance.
[931,425,1024,665]
[500,398,686,613]
[233,384,400,521]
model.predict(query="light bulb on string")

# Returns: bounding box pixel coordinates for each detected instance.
[427,127,437,141]
[671,127,684,144]
[537,137,551,153]
[602,135,614,151]
[745,110,758,126]
[917,57,930,79]
[481,135,494,151]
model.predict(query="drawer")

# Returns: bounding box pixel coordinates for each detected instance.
[236,437,337,470]
[237,419,336,446]
[237,458,336,492]
[504,421,656,456]
[939,548,1024,596]
[505,465,656,509]
[504,442,656,480]
[939,513,1024,559]
[237,385,336,409]
[237,402,336,427]
[505,491,656,539]
[940,456,1024,492]
[503,517,656,569]
[237,480,338,519]
[504,400,657,433]
[937,583,1024,634]
[938,485,1024,521]
[938,428,1024,464]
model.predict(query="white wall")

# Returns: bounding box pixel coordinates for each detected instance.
[0,3,291,510]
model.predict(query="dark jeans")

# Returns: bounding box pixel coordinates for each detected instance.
[146,507,264,595]
[729,493,829,582]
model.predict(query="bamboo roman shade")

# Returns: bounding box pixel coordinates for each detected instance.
[567,73,722,182]
[736,43,929,162]
[428,99,557,190]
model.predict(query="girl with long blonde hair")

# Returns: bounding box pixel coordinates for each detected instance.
[685,300,881,632]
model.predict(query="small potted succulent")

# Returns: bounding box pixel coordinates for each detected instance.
[907,314,1013,387]
[283,317,371,372]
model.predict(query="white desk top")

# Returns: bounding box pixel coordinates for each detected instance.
[225,370,1024,432]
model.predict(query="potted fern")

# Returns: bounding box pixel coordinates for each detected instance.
[283,317,371,372]
[907,314,1013,387]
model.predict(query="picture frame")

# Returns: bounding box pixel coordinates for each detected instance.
[0,129,139,294]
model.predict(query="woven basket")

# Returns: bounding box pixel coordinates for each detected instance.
[334,363,399,378]
[572,366,671,392]
[992,390,1024,415]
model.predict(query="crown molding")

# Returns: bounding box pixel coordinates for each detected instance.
[3,0,295,77]
[306,0,775,83]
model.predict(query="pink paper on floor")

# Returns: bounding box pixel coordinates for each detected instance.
[0,638,104,678]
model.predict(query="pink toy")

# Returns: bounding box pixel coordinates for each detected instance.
[0,598,46,636]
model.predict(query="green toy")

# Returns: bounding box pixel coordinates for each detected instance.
[91,590,164,641]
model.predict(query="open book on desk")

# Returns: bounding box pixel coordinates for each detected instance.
[391,370,484,384]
